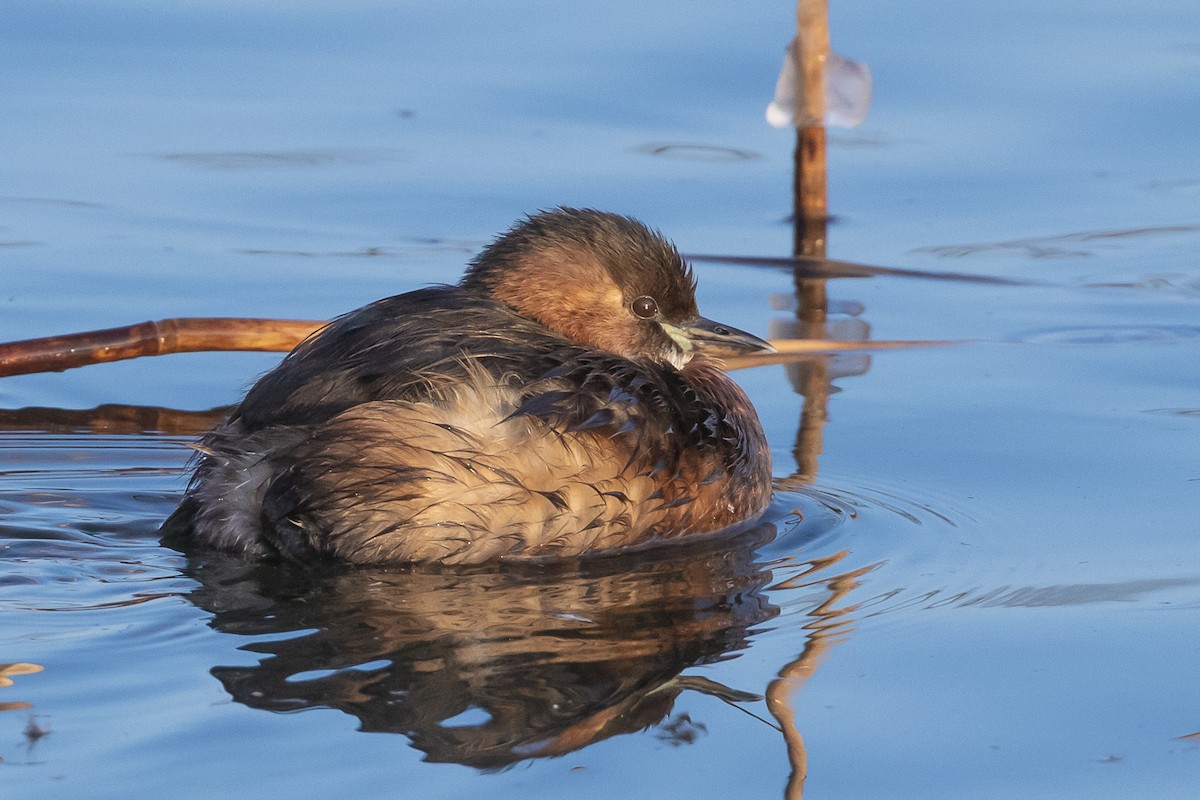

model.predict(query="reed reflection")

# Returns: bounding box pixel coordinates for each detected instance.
[180,528,782,769]
[766,4,871,795]
[0,348,872,793]
[0,404,228,436]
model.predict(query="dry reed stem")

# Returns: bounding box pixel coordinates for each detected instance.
[0,318,325,377]
[0,317,957,378]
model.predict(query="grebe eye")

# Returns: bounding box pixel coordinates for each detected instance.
[631,295,658,319]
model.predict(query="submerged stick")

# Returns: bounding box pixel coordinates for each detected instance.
[0,317,958,378]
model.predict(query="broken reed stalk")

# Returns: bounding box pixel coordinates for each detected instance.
[792,0,831,346]
[794,0,830,225]
[0,317,956,378]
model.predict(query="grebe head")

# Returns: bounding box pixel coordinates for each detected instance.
[461,207,774,367]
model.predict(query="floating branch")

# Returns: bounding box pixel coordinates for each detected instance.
[0,318,325,377]
[0,317,957,378]
[722,337,959,371]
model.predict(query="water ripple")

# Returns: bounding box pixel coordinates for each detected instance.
[157,148,405,171]
[1083,273,1200,296]
[1144,407,1200,418]
[1015,325,1200,345]
[766,478,971,547]
[637,142,762,162]
[915,223,1200,259]
[854,574,1200,617]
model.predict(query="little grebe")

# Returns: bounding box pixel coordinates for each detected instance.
[171,208,773,564]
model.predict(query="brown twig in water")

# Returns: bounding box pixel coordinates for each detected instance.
[722,338,961,371]
[0,317,959,378]
[0,318,325,378]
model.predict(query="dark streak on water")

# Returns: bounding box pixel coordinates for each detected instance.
[637,143,763,161]
[913,224,1200,259]
[157,149,407,170]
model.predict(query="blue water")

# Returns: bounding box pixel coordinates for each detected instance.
[3,2,1199,798]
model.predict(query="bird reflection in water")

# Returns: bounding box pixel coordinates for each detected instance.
[181,523,783,769]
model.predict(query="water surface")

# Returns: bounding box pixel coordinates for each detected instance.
[2,2,1199,798]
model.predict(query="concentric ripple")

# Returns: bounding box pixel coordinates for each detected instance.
[0,431,191,612]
